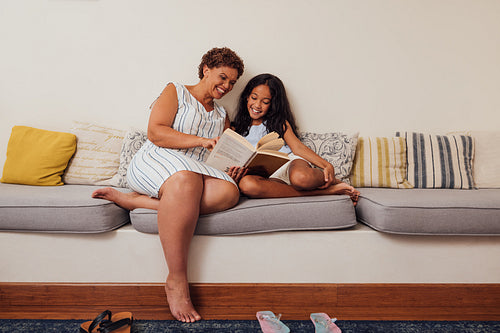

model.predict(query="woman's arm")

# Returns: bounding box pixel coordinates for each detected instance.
[283,121,338,185]
[147,83,218,150]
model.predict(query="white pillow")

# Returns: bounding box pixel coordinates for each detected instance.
[63,121,126,186]
[467,131,500,188]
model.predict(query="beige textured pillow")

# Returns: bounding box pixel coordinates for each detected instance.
[63,121,126,186]
[350,137,413,188]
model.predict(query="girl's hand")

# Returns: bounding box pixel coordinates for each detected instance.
[319,164,338,189]
[226,166,248,183]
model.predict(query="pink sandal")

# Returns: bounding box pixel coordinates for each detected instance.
[256,311,290,333]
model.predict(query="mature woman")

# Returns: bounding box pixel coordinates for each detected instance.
[93,47,244,322]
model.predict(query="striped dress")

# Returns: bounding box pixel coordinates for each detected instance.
[127,82,236,198]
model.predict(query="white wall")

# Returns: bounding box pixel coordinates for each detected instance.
[1,0,499,169]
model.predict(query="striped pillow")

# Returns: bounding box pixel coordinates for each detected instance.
[449,131,500,188]
[350,137,412,188]
[397,132,474,189]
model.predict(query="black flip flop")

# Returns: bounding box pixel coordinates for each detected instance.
[80,310,133,333]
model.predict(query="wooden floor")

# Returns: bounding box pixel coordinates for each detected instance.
[1,283,499,321]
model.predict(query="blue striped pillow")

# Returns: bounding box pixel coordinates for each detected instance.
[396,132,474,189]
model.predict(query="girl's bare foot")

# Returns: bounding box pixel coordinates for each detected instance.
[91,187,153,211]
[326,182,360,205]
[350,188,360,205]
[165,277,202,323]
[325,182,354,195]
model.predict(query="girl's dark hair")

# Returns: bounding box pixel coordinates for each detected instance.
[232,73,298,138]
[198,47,244,79]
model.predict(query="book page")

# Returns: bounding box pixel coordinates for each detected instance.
[256,132,280,148]
[257,138,285,151]
[256,149,289,158]
[205,132,255,172]
[223,129,255,150]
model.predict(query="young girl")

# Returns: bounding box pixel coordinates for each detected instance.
[229,73,359,202]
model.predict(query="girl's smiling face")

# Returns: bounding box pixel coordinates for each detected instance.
[247,84,272,125]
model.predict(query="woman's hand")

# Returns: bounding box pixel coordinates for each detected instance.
[226,166,248,183]
[201,136,219,151]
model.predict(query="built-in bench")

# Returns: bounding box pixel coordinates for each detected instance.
[1,183,499,320]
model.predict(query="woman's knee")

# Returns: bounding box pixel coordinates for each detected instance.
[159,171,203,198]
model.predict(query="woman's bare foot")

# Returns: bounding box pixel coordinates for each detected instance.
[91,187,159,211]
[165,277,202,323]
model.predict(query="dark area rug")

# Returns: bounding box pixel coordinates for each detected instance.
[1,319,499,332]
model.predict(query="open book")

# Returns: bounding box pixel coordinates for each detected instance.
[206,128,290,177]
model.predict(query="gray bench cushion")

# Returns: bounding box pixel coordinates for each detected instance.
[355,188,500,235]
[0,184,130,233]
[130,195,357,235]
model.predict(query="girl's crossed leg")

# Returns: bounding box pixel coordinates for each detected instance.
[238,159,359,202]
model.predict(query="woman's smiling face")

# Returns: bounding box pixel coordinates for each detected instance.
[205,66,238,99]
[247,84,272,125]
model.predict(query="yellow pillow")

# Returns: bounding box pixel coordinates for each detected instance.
[1,126,77,186]
[350,137,413,188]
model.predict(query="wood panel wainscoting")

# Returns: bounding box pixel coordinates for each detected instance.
[1,283,499,321]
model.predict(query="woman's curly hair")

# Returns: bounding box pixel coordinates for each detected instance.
[198,47,244,79]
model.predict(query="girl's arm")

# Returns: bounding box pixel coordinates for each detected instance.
[224,116,231,131]
[147,83,218,150]
[283,121,339,185]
